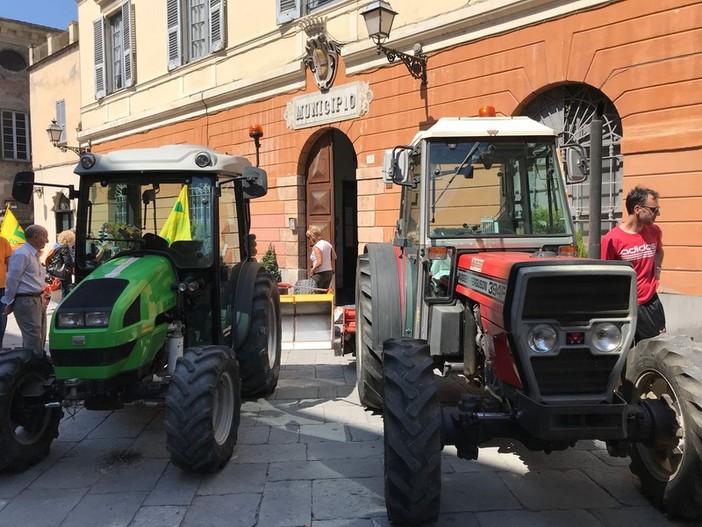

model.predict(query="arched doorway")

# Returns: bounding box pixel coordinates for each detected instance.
[305,128,358,305]
[522,84,623,236]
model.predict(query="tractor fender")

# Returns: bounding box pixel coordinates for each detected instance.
[365,243,404,349]
[227,259,264,348]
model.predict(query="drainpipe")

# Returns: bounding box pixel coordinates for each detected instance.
[588,105,603,259]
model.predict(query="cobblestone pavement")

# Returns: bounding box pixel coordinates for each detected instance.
[0,309,693,526]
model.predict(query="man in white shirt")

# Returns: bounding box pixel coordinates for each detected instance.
[1,225,50,352]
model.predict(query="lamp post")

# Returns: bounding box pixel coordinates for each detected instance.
[46,119,89,155]
[361,1,427,84]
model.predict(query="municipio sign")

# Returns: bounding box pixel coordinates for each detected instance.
[284,82,373,130]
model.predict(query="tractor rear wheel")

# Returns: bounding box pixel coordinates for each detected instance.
[383,338,441,524]
[165,345,241,472]
[355,246,402,410]
[237,270,281,397]
[625,335,702,520]
[0,348,62,472]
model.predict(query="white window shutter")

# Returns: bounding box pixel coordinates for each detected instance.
[93,18,106,99]
[209,0,224,52]
[122,0,134,87]
[276,0,301,25]
[56,100,67,144]
[166,0,183,70]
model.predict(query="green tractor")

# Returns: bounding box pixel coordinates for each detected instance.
[1,142,281,473]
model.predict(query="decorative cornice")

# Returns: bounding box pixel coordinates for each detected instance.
[342,0,616,76]
[80,62,305,146]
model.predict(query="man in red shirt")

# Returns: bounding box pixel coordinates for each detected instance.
[601,186,665,342]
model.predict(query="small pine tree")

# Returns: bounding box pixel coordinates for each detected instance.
[261,243,282,282]
[575,228,588,258]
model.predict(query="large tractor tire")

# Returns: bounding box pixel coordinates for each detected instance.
[237,270,281,397]
[0,348,62,472]
[165,345,241,472]
[355,245,402,410]
[383,338,442,525]
[625,335,702,520]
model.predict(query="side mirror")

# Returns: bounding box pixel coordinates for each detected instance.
[565,146,588,183]
[13,171,35,204]
[242,166,268,199]
[382,148,410,185]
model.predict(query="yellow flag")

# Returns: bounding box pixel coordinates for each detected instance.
[0,206,25,249]
[159,185,191,245]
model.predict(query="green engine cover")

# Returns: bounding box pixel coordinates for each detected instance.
[49,255,178,380]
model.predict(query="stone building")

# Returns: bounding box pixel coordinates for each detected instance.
[28,20,81,239]
[0,18,61,226]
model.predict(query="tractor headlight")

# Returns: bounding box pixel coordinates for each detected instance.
[56,311,111,329]
[56,312,85,328]
[527,324,558,353]
[592,322,621,352]
[85,311,110,328]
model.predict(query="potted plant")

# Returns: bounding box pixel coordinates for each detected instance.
[261,243,284,290]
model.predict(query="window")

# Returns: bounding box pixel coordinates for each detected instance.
[1,110,29,161]
[94,0,134,99]
[276,0,338,24]
[110,10,125,92]
[55,100,67,144]
[167,0,225,70]
[0,50,27,72]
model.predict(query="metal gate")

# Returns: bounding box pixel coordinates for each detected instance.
[523,84,623,236]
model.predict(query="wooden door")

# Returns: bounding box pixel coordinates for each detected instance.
[306,131,334,250]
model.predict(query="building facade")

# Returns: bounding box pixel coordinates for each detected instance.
[28,21,81,239]
[42,0,700,336]
[0,18,61,226]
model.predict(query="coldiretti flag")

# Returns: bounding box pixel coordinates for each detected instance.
[159,185,192,245]
[0,206,25,249]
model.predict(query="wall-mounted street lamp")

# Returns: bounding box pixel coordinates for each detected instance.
[361,1,427,84]
[46,119,89,156]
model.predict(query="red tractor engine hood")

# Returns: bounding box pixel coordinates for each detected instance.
[455,251,578,333]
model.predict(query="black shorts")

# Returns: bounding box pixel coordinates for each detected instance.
[636,293,666,343]
[312,271,333,290]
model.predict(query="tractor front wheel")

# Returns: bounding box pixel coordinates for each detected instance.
[165,345,241,472]
[0,348,62,472]
[625,335,702,520]
[383,338,442,524]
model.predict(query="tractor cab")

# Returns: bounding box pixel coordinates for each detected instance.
[384,113,576,305]
[65,146,267,350]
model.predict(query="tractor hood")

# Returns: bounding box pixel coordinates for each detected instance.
[49,255,178,379]
[455,251,636,335]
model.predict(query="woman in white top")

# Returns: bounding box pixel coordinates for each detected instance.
[306,225,336,291]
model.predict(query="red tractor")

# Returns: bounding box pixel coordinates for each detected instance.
[356,110,702,524]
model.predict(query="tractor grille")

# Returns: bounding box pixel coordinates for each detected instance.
[531,349,618,395]
[523,275,630,325]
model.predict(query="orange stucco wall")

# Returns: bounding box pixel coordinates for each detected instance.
[97,0,702,296]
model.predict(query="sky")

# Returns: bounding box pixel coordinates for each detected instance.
[0,0,77,29]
